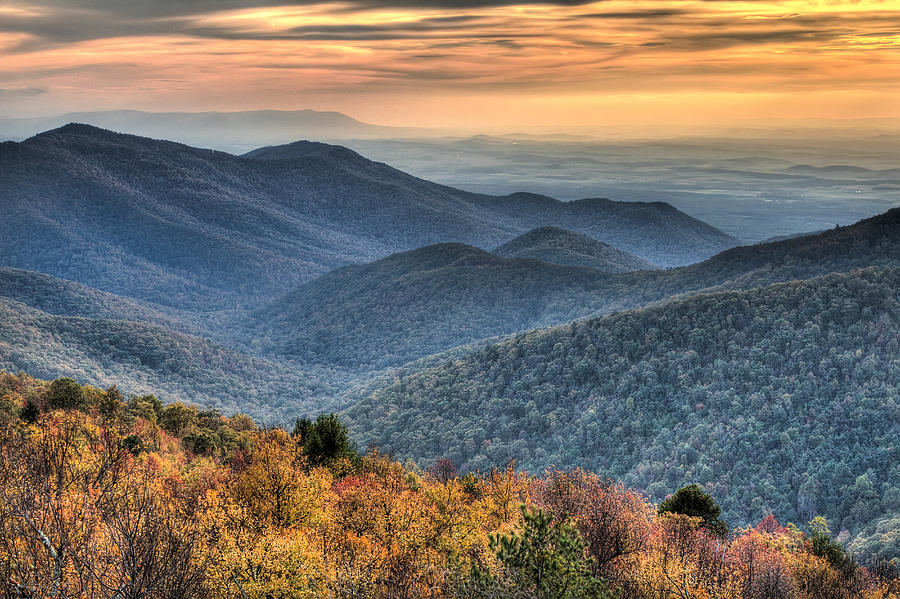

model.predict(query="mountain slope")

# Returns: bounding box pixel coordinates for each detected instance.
[250,243,614,368]
[0,124,388,308]
[344,267,900,557]
[0,124,736,309]
[492,227,656,272]
[246,141,739,267]
[660,207,900,294]
[256,207,900,370]
[0,296,335,419]
[0,267,192,333]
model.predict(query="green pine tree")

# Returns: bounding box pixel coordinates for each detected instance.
[659,484,729,537]
[472,504,612,599]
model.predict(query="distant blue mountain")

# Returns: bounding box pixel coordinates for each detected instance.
[0,124,737,309]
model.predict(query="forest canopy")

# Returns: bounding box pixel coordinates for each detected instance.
[0,372,896,598]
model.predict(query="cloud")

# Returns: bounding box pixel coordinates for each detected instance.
[0,4,529,49]
[577,9,688,19]
[0,0,897,123]
[3,0,898,52]
[0,86,47,96]
[8,0,600,20]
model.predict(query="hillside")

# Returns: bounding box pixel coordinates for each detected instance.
[250,243,616,368]
[250,140,739,266]
[0,267,194,333]
[2,204,895,419]
[0,296,336,419]
[345,267,900,560]
[0,125,735,310]
[492,227,656,272]
[2,374,893,598]
[255,208,900,370]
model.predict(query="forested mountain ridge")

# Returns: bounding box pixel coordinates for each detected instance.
[253,207,900,370]
[492,226,656,272]
[0,124,383,308]
[250,243,618,368]
[345,267,900,562]
[0,267,192,333]
[244,143,739,268]
[0,124,736,310]
[0,296,337,418]
[594,205,900,307]
[666,206,900,291]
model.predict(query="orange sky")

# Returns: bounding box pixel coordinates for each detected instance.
[0,0,898,130]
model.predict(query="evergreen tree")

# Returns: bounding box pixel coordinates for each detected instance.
[659,484,729,536]
[46,377,86,411]
[292,413,356,467]
[20,399,39,424]
[98,385,125,418]
[809,517,855,574]
[473,505,612,599]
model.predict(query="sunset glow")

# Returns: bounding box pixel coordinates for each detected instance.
[1,0,898,129]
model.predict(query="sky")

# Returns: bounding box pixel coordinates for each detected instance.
[0,0,898,130]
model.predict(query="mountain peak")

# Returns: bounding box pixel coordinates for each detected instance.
[242,139,369,165]
[522,225,600,239]
[33,122,113,139]
[26,122,192,151]
[493,226,656,272]
[375,242,500,271]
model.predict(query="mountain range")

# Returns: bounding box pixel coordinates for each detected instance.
[0,124,738,310]
[248,207,900,370]
[345,266,900,560]
[0,123,898,562]
[0,109,427,152]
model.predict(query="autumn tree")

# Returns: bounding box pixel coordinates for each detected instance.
[234,428,312,528]
[534,470,654,575]
[1,372,897,599]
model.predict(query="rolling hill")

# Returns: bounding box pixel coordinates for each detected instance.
[344,267,900,559]
[492,227,656,272]
[1,203,893,415]
[0,124,736,311]
[249,243,617,368]
[0,267,194,333]
[254,207,900,370]
[0,294,338,419]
